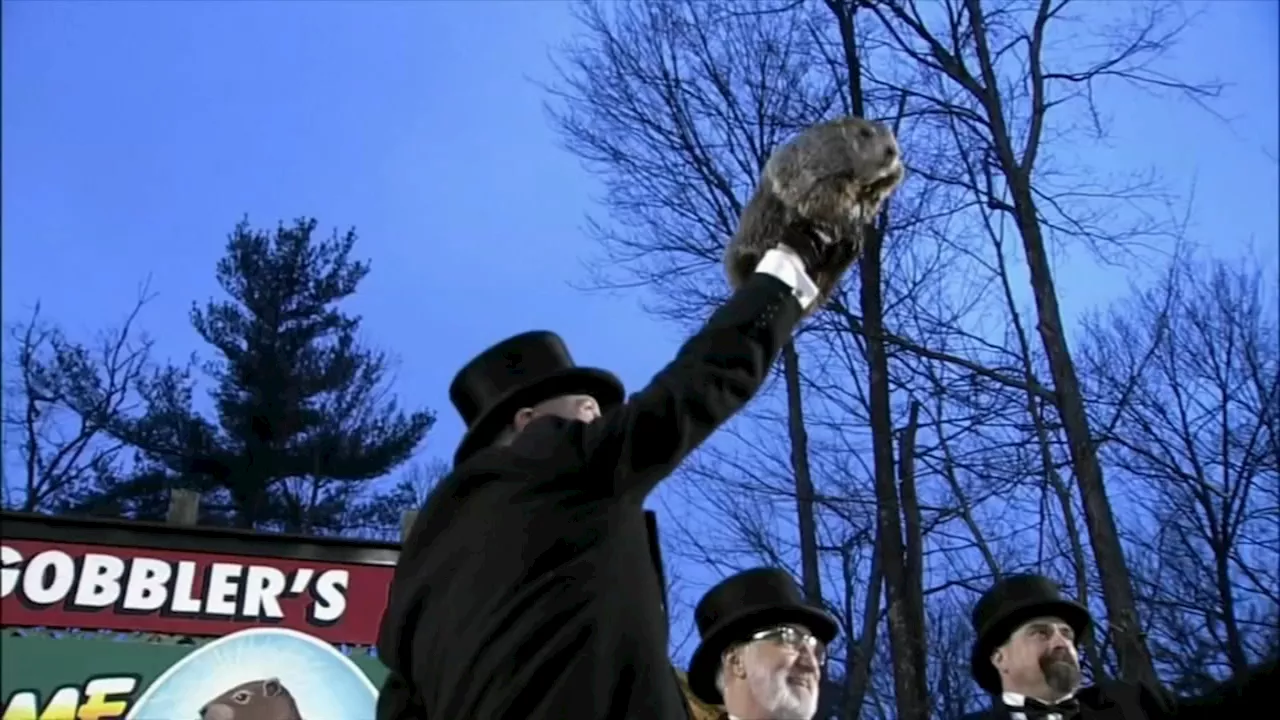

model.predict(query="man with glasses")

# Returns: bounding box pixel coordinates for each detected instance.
[686,568,838,720]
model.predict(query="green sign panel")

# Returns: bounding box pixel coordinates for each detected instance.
[1,631,389,720]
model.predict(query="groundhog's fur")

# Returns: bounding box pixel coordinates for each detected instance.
[726,116,905,314]
[199,678,304,720]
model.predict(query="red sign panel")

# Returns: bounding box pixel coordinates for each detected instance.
[0,538,394,645]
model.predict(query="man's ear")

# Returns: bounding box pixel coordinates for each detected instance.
[512,407,537,432]
[728,647,747,680]
[990,646,1005,671]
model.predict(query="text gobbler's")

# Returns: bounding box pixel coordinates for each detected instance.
[0,540,393,644]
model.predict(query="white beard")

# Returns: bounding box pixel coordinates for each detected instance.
[745,663,818,720]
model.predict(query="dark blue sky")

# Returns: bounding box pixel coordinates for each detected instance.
[3,0,683,459]
[3,0,1277,656]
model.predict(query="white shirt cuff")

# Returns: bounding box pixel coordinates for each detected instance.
[754,246,820,311]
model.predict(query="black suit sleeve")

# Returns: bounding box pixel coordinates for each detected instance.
[1170,658,1277,719]
[377,669,428,720]
[578,270,803,499]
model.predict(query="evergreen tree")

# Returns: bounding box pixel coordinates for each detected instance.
[77,217,434,533]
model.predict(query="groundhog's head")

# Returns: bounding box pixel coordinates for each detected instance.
[766,115,905,230]
[725,115,904,302]
[199,678,303,720]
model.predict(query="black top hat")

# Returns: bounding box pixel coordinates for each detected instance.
[449,330,625,465]
[687,568,838,705]
[969,573,1092,694]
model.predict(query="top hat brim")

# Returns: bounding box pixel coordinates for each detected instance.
[452,366,625,465]
[688,604,838,705]
[970,597,1091,694]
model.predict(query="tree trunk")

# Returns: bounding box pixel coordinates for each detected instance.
[858,230,927,719]
[830,0,930,715]
[962,0,1160,689]
[782,341,824,605]
[993,227,1107,679]
[1005,180,1157,687]
[842,529,883,720]
[897,401,929,707]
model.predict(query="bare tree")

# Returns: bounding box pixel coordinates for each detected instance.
[546,0,832,579]
[926,597,987,718]
[390,457,452,510]
[858,0,1223,689]
[2,287,157,512]
[544,2,941,716]
[545,0,1251,716]
[810,1,931,712]
[545,1,1074,716]
[546,0,840,618]
[1081,253,1280,689]
[333,457,452,541]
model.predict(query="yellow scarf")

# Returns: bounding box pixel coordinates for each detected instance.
[674,667,726,720]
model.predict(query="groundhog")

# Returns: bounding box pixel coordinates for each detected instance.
[199,678,304,720]
[725,115,905,314]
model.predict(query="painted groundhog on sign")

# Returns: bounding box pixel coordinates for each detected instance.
[199,678,304,720]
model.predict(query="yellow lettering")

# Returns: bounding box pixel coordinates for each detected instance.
[77,678,136,720]
[1,690,39,720]
[1,687,78,720]
[1,678,137,720]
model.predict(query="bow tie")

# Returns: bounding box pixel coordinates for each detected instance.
[1008,696,1080,720]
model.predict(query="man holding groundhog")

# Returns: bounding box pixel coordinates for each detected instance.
[375,116,904,720]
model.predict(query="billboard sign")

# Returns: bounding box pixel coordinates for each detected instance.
[1,539,391,645]
[0,511,400,646]
[0,629,388,720]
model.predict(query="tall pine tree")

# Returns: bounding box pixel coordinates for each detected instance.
[79,217,434,533]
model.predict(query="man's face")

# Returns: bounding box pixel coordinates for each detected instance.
[727,624,822,720]
[516,394,601,430]
[992,616,1082,698]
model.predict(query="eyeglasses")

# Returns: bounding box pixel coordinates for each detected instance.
[749,625,827,664]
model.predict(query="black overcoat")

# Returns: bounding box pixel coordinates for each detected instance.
[376,271,804,720]
[960,659,1276,720]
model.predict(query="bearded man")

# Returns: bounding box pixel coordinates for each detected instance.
[686,568,837,720]
[965,573,1275,720]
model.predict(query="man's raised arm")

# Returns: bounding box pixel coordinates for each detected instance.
[579,245,821,500]
[574,114,904,501]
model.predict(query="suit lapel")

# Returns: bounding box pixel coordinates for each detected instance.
[1077,683,1138,720]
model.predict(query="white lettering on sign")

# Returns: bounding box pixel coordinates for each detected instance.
[0,544,350,625]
